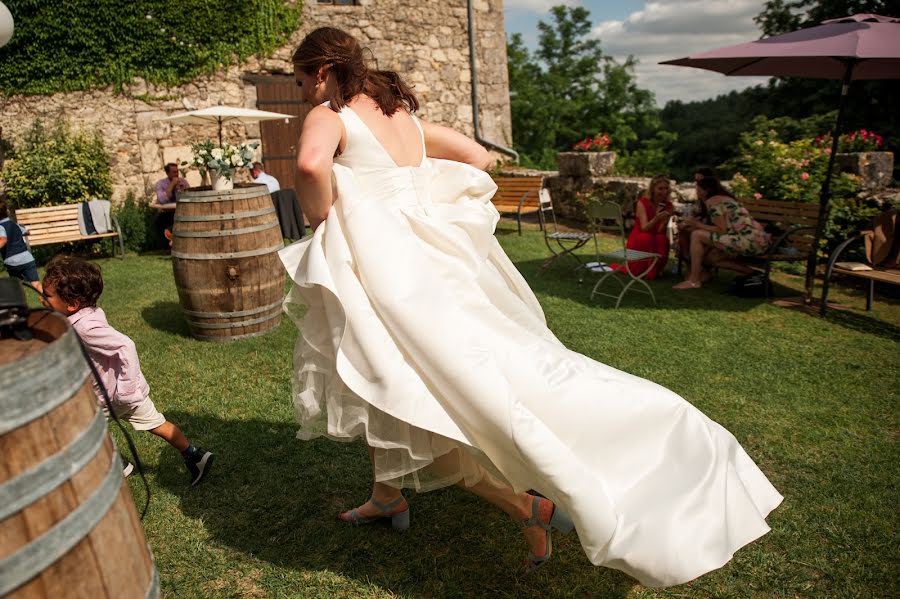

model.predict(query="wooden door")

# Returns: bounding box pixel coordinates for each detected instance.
[254,75,311,195]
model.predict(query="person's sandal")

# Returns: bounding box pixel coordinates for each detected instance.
[339,496,410,532]
[521,495,575,573]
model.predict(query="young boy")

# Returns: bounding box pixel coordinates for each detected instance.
[42,256,213,486]
[0,198,42,294]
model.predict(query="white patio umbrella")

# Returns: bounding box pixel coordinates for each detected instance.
[158,106,294,145]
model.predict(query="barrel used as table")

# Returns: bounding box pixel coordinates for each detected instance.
[0,311,159,598]
[172,184,285,341]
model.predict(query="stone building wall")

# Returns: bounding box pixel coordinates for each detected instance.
[0,0,511,203]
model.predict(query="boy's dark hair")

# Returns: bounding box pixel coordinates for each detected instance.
[44,256,104,308]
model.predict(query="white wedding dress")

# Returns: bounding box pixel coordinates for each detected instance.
[279,106,782,588]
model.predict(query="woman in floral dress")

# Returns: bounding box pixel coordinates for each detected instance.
[673,176,770,289]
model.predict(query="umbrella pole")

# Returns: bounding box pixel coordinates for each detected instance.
[218,117,223,146]
[804,62,854,309]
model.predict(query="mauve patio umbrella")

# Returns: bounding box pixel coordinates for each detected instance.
[661,13,900,310]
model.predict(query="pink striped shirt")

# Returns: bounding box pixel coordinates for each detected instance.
[68,306,150,413]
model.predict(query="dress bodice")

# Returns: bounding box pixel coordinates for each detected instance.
[333,106,426,174]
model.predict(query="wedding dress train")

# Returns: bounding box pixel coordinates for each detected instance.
[279,106,782,587]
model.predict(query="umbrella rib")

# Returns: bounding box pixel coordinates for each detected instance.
[724,58,765,76]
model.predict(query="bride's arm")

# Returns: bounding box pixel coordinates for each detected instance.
[420,120,494,171]
[296,105,344,231]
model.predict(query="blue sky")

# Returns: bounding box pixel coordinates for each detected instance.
[505,1,643,47]
[503,1,771,106]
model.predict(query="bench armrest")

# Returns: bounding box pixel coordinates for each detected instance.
[766,225,816,259]
[517,189,538,213]
[824,234,865,277]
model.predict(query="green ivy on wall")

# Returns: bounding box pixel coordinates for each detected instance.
[0,1,303,96]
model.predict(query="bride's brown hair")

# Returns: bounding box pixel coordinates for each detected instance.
[292,27,419,115]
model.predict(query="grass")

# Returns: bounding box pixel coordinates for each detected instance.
[26,221,899,598]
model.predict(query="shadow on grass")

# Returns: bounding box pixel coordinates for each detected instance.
[156,411,635,598]
[141,301,191,337]
[823,308,900,342]
[514,257,765,313]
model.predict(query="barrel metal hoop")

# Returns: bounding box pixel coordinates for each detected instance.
[188,309,282,330]
[182,298,285,319]
[0,410,107,521]
[174,207,275,222]
[176,188,269,202]
[192,327,280,342]
[0,328,89,435]
[173,221,279,238]
[0,453,123,596]
[146,565,161,599]
[171,243,284,260]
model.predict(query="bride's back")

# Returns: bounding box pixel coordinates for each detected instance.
[345,96,423,167]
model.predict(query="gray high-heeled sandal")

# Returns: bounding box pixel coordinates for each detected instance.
[520,495,575,573]
[339,496,410,532]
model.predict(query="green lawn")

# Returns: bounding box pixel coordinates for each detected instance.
[31,222,899,598]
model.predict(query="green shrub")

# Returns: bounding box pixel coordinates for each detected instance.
[723,115,888,257]
[614,131,677,177]
[115,191,160,253]
[822,196,894,260]
[729,128,858,205]
[2,120,112,208]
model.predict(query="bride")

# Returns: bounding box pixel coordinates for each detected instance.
[279,27,782,588]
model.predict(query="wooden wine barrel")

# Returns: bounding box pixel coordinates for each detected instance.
[171,184,285,341]
[0,311,159,598]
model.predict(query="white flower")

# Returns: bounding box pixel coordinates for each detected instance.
[230,154,241,166]
[211,148,224,160]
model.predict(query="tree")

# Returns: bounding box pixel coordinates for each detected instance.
[755,0,894,36]
[507,6,658,168]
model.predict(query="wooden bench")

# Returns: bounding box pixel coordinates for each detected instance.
[679,198,820,297]
[15,204,125,256]
[820,213,900,315]
[738,198,821,297]
[491,176,543,235]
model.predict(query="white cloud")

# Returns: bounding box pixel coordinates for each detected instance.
[505,0,581,12]
[592,1,771,105]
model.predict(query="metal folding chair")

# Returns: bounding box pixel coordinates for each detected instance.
[585,200,660,308]
[537,188,591,274]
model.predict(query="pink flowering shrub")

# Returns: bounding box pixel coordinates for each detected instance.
[730,128,858,205]
[572,133,612,152]
[727,124,877,257]
[815,129,885,153]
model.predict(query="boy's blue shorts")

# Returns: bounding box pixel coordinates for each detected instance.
[6,260,39,283]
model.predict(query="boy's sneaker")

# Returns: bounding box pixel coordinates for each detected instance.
[183,447,213,486]
[120,453,135,477]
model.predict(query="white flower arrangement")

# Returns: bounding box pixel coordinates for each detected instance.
[181,140,258,181]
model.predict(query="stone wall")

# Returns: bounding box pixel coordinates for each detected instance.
[503,157,700,227]
[0,0,511,203]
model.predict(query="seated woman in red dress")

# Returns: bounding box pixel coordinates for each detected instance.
[614,174,673,280]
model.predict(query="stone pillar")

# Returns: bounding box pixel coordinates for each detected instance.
[835,152,894,191]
